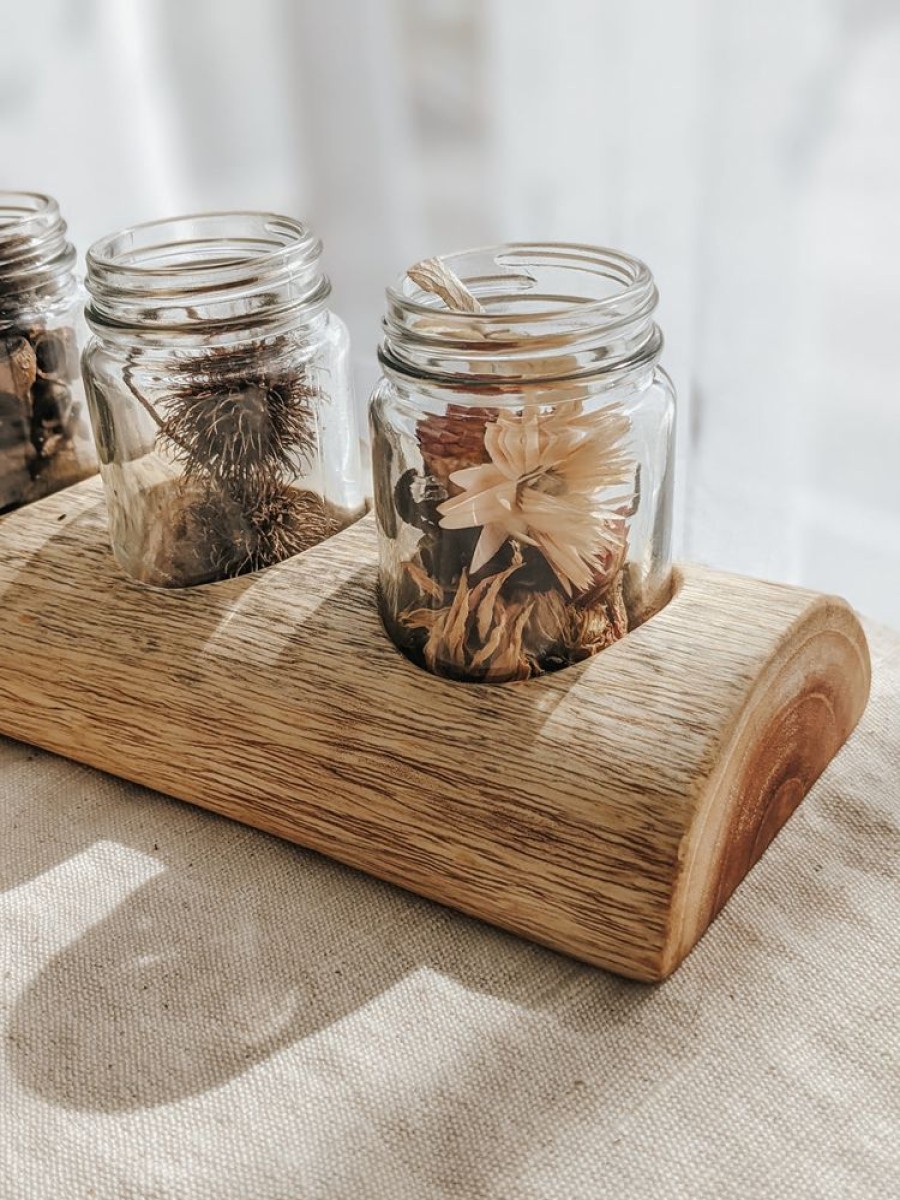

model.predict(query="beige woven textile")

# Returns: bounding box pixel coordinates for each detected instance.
[0,621,897,1199]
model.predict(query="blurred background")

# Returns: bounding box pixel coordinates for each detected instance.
[1,0,898,622]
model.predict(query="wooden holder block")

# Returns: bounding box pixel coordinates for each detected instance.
[0,480,870,981]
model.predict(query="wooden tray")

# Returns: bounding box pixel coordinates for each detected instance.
[0,479,871,981]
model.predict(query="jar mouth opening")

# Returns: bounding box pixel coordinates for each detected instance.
[0,191,58,236]
[381,242,661,386]
[0,191,74,289]
[386,242,657,325]
[87,211,321,285]
[85,211,330,335]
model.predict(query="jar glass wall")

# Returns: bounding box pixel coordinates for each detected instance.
[82,212,366,587]
[370,244,675,683]
[0,192,95,512]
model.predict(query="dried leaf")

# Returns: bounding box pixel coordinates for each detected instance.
[482,601,536,682]
[475,547,524,642]
[398,606,442,632]
[402,559,445,603]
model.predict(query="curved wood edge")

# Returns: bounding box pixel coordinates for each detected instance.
[662,593,872,980]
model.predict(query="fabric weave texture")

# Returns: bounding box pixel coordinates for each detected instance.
[0,622,897,1199]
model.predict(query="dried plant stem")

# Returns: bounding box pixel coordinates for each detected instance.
[122,354,190,455]
[407,257,485,314]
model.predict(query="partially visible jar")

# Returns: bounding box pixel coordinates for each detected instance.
[371,243,676,684]
[82,212,366,587]
[0,192,96,512]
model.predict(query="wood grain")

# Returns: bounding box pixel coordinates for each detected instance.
[0,479,871,981]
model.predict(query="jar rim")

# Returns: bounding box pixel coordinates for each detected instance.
[87,210,321,282]
[85,211,330,335]
[0,192,76,316]
[0,192,60,240]
[386,242,657,324]
[381,241,662,387]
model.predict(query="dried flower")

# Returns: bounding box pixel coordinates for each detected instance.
[396,547,629,682]
[398,550,532,681]
[437,400,634,595]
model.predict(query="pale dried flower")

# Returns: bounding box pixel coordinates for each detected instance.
[437,400,634,595]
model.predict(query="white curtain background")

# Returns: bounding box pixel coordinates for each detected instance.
[1,0,897,623]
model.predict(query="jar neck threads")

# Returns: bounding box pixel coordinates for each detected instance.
[84,212,330,343]
[379,243,662,392]
[0,192,77,321]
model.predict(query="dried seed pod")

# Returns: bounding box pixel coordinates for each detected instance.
[489,539,561,595]
[0,390,32,508]
[416,404,494,488]
[0,390,29,449]
[30,378,74,458]
[0,336,37,400]
[31,377,72,425]
[195,482,336,577]
[158,372,319,488]
[393,468,446,533]
[33,326,79,381]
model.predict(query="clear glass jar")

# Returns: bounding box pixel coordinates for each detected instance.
[0,192,96,512]
[82,212,366,587]
[370,243,675,683]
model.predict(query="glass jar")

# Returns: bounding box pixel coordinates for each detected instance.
[0,192,96,512]
[370,243,675,683]
[82,212,366,587]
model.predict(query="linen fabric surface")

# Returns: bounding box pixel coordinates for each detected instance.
[0,620,897,1200]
